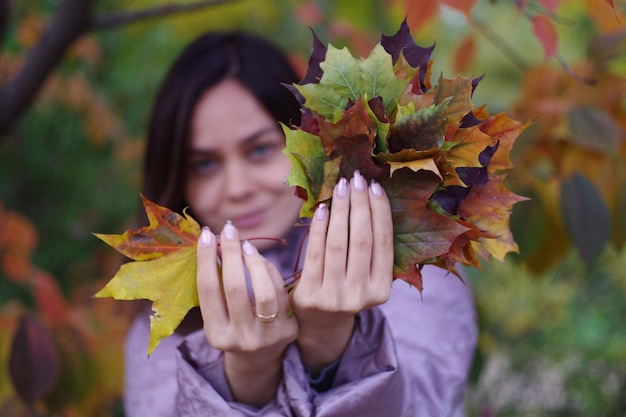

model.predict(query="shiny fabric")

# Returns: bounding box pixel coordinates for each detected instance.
[124,227,477,417]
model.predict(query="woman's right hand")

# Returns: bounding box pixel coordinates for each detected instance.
[196,223,298,405]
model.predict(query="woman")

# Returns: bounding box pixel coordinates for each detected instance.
[124,31,477,416]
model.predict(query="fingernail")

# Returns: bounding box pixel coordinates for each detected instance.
[371,181,384,197]
[336,178,349,198]
[315,203,328,221]
[199,227,213,246]
[353,170,366,191]
[223,221,237,240]
[242,240,256,255]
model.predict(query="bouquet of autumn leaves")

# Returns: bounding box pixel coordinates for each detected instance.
[282,20,528,291]
[94,20,528,354]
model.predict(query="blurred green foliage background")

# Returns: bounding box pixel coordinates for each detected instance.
[1,0,625,416]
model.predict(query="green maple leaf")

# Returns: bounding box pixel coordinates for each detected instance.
[284,98,387,217]
[282,126,326,217]
[388,98,451,152]
[94,195,201,355]
[294,43,415,121]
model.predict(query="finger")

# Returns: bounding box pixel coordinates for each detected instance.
[264,260,291,309]
[266,260,297,328]
[299,202,330,289]
[196,227,228,324]
[323,178,351,281]
[368,180,394,293]
[219,221,251,322]
[242,240,279,320]
[346,170,374,281]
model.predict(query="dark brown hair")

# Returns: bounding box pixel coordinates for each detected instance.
[142,32,301,214]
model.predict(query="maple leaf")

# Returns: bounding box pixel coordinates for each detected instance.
[294,43,415,122]
[380,18,434,92]
[94,195,201,355]
[457,176,529,260]
[478,112,531,174]
[384,168,470,291]
[388,99,451,152]
[283,20,529,292]
[282,126,327,217]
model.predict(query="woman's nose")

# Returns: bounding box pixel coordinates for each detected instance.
[224,158,253,200]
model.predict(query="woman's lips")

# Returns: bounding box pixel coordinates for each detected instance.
[231,210,266,229]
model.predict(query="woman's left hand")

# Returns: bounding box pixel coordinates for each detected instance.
[291,170,394,375]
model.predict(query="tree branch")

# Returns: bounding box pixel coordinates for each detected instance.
[92,0,236,30]
[0,0,239,137]
[0,0,94,136]
[473,20,529,72]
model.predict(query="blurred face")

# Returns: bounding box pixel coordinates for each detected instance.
[185,79,301,250]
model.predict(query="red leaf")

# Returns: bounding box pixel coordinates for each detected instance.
[318,99,378,156]
[9,316,60,406]
[454,35,476,74]
[532,14,558,59]
[294,2,324,27]
[0,204,38,283]
[404,0,440,32]
[1,254,33,284]
[32,269,68,327]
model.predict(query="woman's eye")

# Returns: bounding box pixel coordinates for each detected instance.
[248,144,274,159]
[190,158,219,174]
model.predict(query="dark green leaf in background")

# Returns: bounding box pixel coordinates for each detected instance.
[567,106,623,154]
[561,173,612,264]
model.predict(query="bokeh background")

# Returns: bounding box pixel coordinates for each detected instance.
[1,0,625,416]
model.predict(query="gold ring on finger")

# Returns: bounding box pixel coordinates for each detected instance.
[255,311,278,323]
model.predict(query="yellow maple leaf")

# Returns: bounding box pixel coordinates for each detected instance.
[94,195,201,355]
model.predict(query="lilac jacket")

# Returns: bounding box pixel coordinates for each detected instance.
[124,228,477,417]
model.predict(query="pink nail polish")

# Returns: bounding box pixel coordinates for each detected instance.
[223,221,237,240]
[337,178,349,198]
[199,227,213,246]
[354,170,366,191]
[242,240,255,255]
[315,203,328,221]
[371,181,384,197]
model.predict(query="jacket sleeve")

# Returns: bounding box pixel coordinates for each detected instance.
[380,265,478,417]
[173,306,411,417]
[311,306,414,416]
[174,330,313,416]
